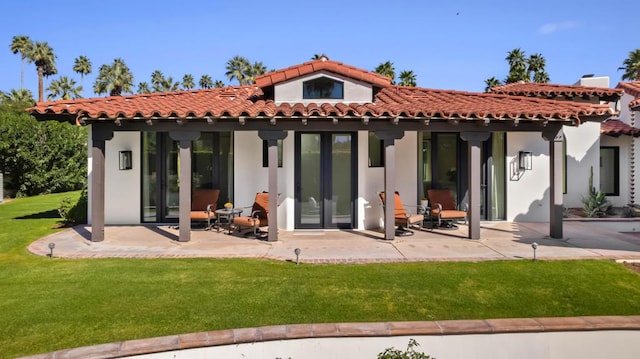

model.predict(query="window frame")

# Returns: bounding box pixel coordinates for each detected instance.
[599,146,620,196]
[302,77,344,100]
[368,131,384,167]
[262,139,283,167]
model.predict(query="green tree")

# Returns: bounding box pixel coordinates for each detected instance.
[26,41,57,102]
[619,49,640,81]
[374,61,396,85]
[225,55,251,85]
[93,58,134,96]
[73,55,92,85]
[398,70,417,86]
[182,74,195,90]
[150,70,179,92]
[0,103,87,196]
[484,76,502,92]
[47,76,82,100]
[214,80,225,88]
[9,35,33,90]
[137,82,151,94]
[528,53,550,83]
[505,48,528,83]
[246,61,266,84]
[199,74,213,89]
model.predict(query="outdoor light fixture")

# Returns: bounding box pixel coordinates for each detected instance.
[294,248,301,265]
[119,150,132,170]
[531,242,538,261]
[518,151,532,171]
[48,242,55,259]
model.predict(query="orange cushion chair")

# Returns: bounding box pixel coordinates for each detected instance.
[190,189,220,229]
[233,192,269,238]
[379,191,424,235]
[426,189,467,228]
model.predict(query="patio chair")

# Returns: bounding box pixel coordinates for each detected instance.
[379,191,424,236]
[190,189,220,230]
[426,189,467,229]
[233,192,270,239]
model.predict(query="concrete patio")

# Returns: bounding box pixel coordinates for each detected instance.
[29,221,640,263]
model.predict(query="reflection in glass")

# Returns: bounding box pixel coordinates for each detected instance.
[331,134,352,225]
[300,134,321,225]
[303,77,344,99]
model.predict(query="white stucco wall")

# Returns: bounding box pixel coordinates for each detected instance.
[132,331,640,359]
[563,122,601,208]
[506,132,550,221]
[274,71,373,105]
[88,128,141,225]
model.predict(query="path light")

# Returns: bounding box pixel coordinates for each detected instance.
[294,248,301,265]
[531,242,538,261]
[48,242,55,259]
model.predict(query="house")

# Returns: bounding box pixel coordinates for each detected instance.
[29,58,615,243]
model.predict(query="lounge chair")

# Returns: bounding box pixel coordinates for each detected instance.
[190,189,220,230]
[426,189,467,229]
[233,192,269,239]
[379,191,424,236]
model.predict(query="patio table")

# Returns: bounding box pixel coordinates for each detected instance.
[215,208,243,235]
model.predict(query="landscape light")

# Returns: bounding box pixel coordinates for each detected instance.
[294,248,301,265]
[48,242,55,259]
[531,242,538,261]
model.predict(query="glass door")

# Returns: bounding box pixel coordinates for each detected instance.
[295,132,356,229]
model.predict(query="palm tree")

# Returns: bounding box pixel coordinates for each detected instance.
[10,35,33,90]
[47,76,82,100]
[527,53,549,83]
[73,55,92,85]
[199,74,213,89]
[26,41,56,102]
[246,61,267,84]
[374,61,396,85]
[0,88,34,106]
[484,77,502,92]
[225,56,251,85]
[182,74,195,89]
[398,70,417,87]
[137,82,151,94]
[214,80,225,88]
[150,70,165,92]
[619,49,640,81]
[505,48,529,83]
[93,58,134,96]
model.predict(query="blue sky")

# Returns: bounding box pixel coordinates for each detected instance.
[1,0,637,99]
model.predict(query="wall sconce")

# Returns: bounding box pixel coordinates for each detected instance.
[518,151,532,171]
[119,150,132,170]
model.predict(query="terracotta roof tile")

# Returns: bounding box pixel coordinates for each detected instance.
[490,82,622,101]
[255,59,392,88]
[601,119,640,137]
[29,60,615,124]
[616,81,640,109]
[29,85,614,125]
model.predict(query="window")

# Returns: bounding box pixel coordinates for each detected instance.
[368,132,384,167]
[303,77,344,99]
[600,147,619,196]
[262,139,283,167]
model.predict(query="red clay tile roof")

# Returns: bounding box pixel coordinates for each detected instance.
[489,82,622,101]
[29,60,616,124]
[601,119,640,137]
[255,59,393,88]
[617,81,640,109]
[29,85,614,124]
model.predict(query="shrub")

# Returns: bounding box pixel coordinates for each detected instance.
[377,339,434,359]
[581,166,611,218]
[58,189,88,225]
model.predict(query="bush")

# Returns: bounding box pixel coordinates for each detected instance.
[581,166,611,218]
[378,339,434,359]
[58,190,88,225]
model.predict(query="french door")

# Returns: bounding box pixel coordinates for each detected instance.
[295,132,357,229]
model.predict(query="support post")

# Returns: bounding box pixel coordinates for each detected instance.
[543,127,564,239]
[375,130,405,240]
[460,131,490,240]
[90,126,113,242]
[169,131,200,242]
[258,130,288,242]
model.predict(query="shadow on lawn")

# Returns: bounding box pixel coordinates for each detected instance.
[14,209,60,220]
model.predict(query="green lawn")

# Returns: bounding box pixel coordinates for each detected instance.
[1,193,640,358]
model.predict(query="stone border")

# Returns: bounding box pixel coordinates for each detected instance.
[19,316,640,359]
